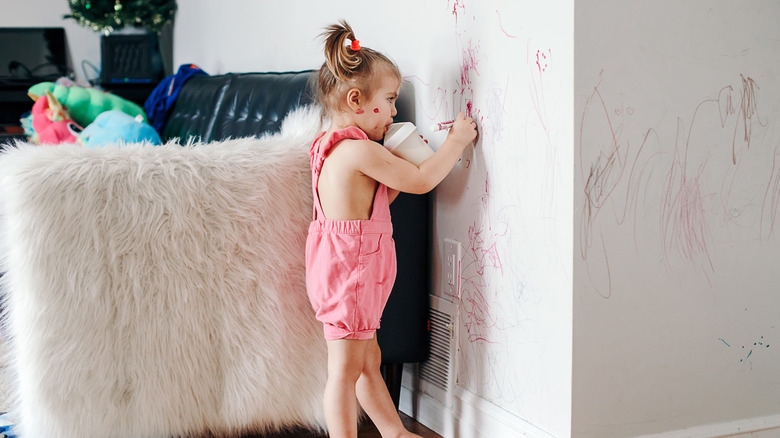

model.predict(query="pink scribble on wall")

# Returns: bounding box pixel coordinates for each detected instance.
[578,70,655,298]
[450,0,466,24]
[460,173,504,344]
[408,0,487,129]
[496,9,517,39]
[528,41,560,219]
[527,42,552,136]
[660,75,765,275]
[458,36,481,119]
[481,79,509,145]
[660,147,714,275]
[536,49,551,73]
[404,75,451,123]
[761,147,780,239]
[578,72,770,295]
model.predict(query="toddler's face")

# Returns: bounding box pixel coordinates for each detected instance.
[357,73,401,141]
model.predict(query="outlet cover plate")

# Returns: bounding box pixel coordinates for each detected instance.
[443,238,462,299]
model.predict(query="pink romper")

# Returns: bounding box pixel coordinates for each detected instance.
[305,127,397,340]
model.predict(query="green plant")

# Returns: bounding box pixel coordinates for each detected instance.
[64,0,176,33]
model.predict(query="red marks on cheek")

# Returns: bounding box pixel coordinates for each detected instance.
[373,108,380,113]
[356,109,365,115]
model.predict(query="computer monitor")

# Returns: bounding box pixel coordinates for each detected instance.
[0,27,69,82]
[101,32,164,84]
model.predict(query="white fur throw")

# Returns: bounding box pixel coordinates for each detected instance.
[0,106,328,437]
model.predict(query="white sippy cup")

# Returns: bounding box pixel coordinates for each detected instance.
[383,122,435,165]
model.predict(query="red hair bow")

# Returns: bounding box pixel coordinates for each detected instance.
[350,39,361,51]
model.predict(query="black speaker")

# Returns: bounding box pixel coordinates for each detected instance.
[100,33,163,84]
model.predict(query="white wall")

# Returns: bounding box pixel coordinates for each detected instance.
[573,1,780,437]
[176,1,574,437]
[1,0,102,84]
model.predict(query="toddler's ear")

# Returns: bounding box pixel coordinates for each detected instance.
[346,88,362,112]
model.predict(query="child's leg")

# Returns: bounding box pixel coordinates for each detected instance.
[325,338,370,438]
[355,335,422,438]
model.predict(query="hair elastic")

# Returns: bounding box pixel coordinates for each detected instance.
[350,39,361,51]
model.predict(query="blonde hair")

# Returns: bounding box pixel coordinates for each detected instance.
[317,20,401,116]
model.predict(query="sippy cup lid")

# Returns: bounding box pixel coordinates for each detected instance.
[383,122,417,151]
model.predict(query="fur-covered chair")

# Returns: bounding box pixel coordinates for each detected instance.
[0,107,328,437]
[0,70,429,438]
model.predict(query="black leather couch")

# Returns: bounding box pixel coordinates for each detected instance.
[158,70,430,405]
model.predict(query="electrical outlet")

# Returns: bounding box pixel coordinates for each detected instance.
[443,238,462,299]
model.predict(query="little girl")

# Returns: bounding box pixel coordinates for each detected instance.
[306,20,477,438]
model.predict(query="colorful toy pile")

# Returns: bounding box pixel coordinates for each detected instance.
[23,64,207,148]
[23,78,161,147]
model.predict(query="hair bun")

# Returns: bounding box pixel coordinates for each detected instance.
[321,19,362,81]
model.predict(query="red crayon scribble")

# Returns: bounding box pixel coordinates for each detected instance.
[579,71,769,296]
[527,42,552,135]
[660,127,714,275]
[496,10,517,38]
[410,2,484,127]
[460,173,504,344]
[536,49,550,73]
[429,87,449,121]
[732,75,765,164]
[528,40,560,219]
[450,0,466,24]
[579,70,655,298]
[479,79,508,145]
[457,36,481,119]
[761,147,780,239]
[661,75,767,274]
[457,174,524,348]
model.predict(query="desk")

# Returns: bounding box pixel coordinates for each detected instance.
[0,80,36,144]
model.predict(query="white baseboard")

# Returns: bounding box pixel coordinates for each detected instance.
[399,380,561,438]
[400,377,780,438]
[633,413,780,438]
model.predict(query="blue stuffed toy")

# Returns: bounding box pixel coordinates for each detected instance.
[79,110,161,148]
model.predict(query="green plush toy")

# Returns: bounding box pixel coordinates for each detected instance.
[28,82,148,128]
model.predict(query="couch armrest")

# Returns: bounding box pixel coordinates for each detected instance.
[161,70,316,143]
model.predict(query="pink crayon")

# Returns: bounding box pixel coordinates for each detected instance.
[429,120,455,131]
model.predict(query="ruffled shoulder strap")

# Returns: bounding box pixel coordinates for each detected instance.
[309,126,369,175]
[310,126,370,220]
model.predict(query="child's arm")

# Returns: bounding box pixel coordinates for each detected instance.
[356,112,477,194]
[388,188,400,204]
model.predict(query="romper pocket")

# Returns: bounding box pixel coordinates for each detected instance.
[355,232,395,331]
[359,233,383,258]
[357,233,396,289]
